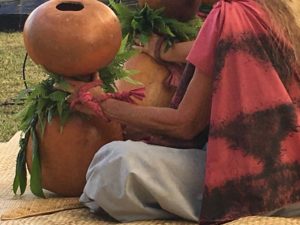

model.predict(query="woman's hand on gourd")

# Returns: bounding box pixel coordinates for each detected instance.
[54,72,104,116]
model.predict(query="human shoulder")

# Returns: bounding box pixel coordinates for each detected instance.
[208,0,268,37]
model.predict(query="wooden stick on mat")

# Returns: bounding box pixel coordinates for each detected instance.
[1,198,84,221]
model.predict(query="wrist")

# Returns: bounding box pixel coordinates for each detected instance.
[100,98,116,117]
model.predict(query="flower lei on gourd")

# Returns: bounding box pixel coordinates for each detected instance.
[13,37,142,197]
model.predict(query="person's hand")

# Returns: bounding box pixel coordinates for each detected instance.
[54,72,100,94]
[55,72,106,117]
[71,102,99,116]
[133,33,163,59]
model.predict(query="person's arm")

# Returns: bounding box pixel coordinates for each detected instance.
[159,41,194,63]
[134,34,194,63]
[100,68,212,140]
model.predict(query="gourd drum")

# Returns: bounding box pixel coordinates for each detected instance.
[24,0,123,196]
[23,0,122,77]
[116,53,175,107]
[26,115,123,196]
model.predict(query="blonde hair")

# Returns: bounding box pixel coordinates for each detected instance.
[256,0,300,64]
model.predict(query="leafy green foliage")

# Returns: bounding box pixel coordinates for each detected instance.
[13,75,71,197]
[162,18,202,49]
[109,0,202,48]
[30,125,45,197]
[13,132,29,195]
[18,76,71,135]
[109,0,135,36]
[100,35,138,92]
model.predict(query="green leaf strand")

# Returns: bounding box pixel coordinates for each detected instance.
[13,132,29,195]
[109,1,203,48]
[29,124,45,198]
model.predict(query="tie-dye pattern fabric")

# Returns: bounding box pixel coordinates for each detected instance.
[187,0,300,223]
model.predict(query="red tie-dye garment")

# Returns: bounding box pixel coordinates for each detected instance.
[187,0,300,223]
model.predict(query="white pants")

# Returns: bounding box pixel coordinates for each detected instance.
[80,140,206,222]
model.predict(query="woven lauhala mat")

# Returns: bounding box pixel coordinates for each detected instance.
[1,132,300,225]
[0,132,195,225]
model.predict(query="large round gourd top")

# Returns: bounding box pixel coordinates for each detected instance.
[23,0,122,77]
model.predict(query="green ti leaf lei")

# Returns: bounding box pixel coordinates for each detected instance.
[13,37,136,197]
[13,75,71,198]
[100,35,138,92]
[109,0,203,49]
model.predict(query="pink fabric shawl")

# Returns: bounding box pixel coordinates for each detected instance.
[187,0,300,223]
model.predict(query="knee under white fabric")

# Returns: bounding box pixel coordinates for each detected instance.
[80,140,206,222]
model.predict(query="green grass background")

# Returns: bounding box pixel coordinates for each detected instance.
[0,32,45,142]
